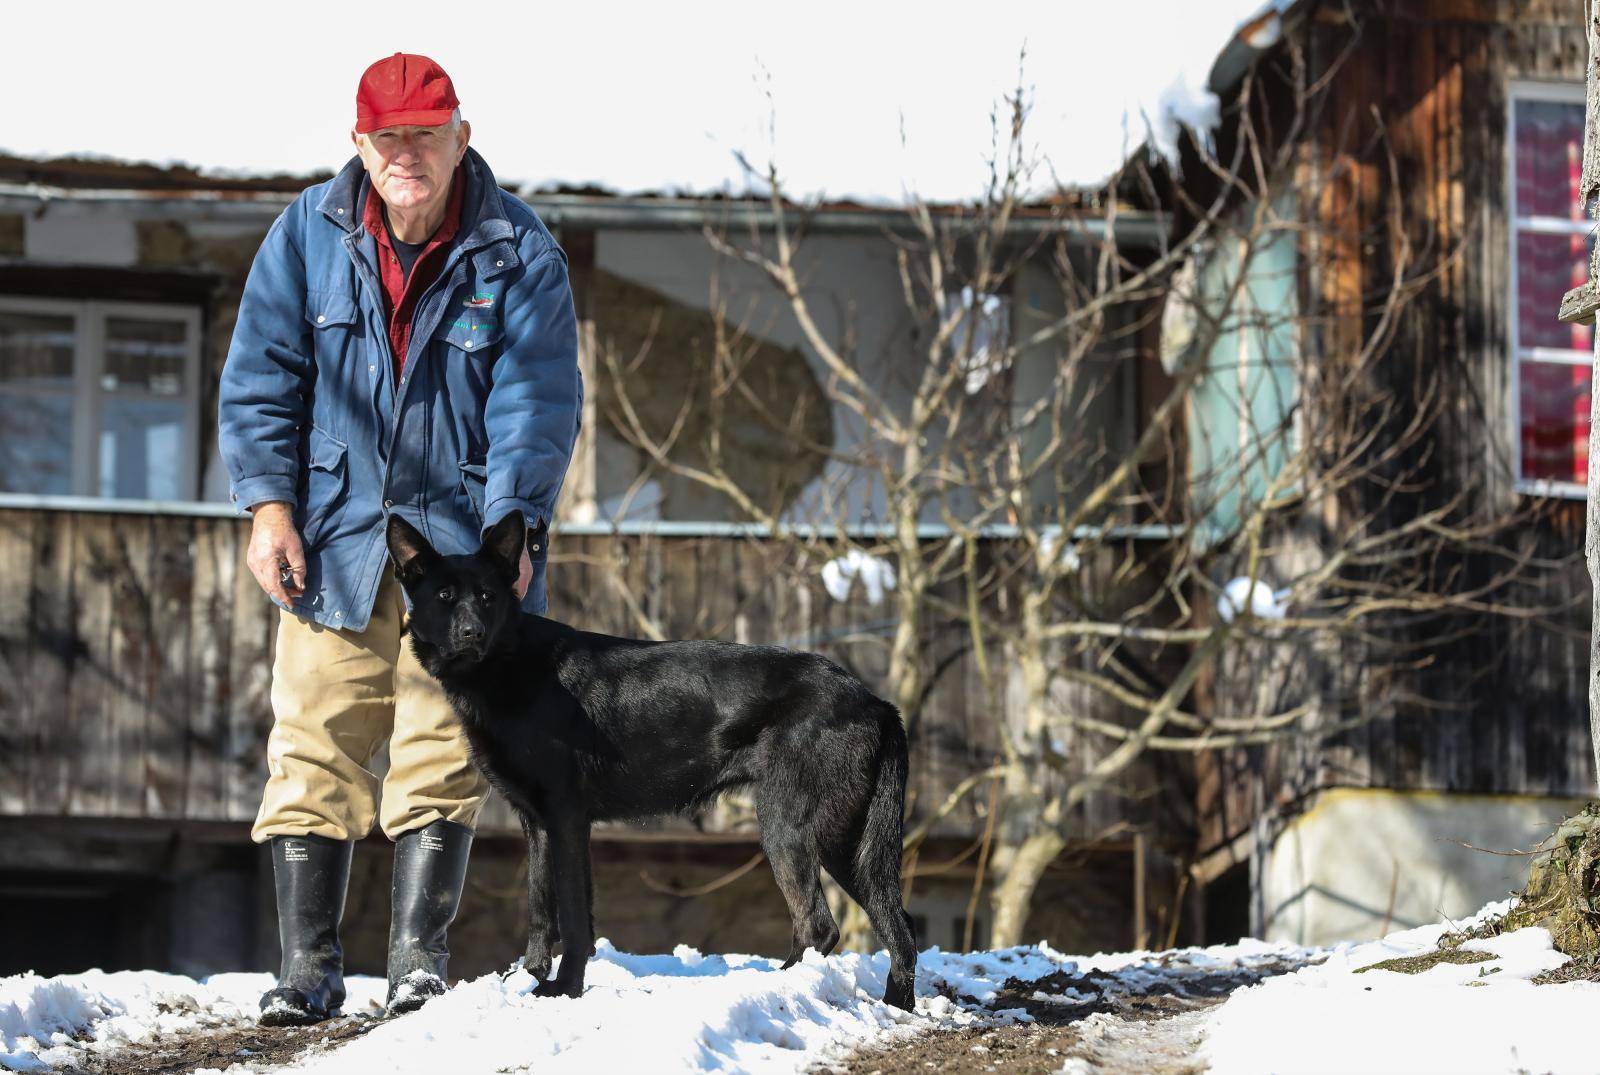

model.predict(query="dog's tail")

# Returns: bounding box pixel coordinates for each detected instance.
[855,699,910,883]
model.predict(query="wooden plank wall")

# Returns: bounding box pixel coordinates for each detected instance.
[0,507,1151,841]
[1197,0,1596,853]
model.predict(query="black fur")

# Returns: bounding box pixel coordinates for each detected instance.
[386,511,918,1009]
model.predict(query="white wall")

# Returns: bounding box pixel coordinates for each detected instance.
[1261,787,1587,946]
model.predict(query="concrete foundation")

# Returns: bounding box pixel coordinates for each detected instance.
[1261,787,1590,946]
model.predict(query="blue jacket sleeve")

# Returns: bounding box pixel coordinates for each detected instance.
[217,205,312,514]
[481,245,584,535]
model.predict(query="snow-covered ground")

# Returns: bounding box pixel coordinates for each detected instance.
[1,902,1590,1074]
[1203,899,1596,1075]
[0,940,1064,1073]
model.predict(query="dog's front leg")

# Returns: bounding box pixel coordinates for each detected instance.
[532,811,593,1000]
[518,814,557,981]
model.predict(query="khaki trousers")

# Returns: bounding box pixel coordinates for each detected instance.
[252,570,489,843]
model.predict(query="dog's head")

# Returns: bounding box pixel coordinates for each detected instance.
[385,510,526,665]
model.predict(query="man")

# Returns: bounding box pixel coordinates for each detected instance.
[217,52,582,1026]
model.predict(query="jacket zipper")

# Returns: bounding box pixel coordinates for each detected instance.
[343,231,484,514]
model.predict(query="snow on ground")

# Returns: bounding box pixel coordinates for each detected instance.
[7,901,1582,1074]
[0,969,385,1072]
[1203,899,1596,1075]
[0,940,1060,1074]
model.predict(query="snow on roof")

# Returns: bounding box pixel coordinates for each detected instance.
[0,3,1286,207]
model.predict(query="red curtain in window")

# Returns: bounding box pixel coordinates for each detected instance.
[1514,99,1591,485]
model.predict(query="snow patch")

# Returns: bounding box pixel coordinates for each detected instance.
[821,549,897,605]
[1038,530,1081,574]
[1216,576,1288,622]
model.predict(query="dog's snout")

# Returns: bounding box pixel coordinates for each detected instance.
[459,620,485,642]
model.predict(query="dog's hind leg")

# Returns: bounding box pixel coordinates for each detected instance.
[822,716,918,1011]
[758,796,839,969]
[844,853,918,1011]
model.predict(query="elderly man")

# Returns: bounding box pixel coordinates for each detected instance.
[218,52,582,1025]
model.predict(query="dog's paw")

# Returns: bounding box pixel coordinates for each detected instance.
[882,977,916,1012]
[520,955,552,981]
[531,978,583,999]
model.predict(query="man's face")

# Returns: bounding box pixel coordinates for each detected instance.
[351,119,471,212]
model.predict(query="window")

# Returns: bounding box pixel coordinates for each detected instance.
[0,297,201,501]
[1510,83,1593,496]
[1182,193,1300,545]
[938,284,1012,395]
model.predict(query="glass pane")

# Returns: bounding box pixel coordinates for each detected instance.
[1519,360,1590,485]
[99,396,184,499]
[1188,204,1299,540]
[1516,230,1594,352]
[0,390,72,494]
[0,310,74,386]
[1514,98,1586,220]
[103,316,186,395]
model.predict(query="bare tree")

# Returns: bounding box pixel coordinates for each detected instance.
[596,30,1577,950]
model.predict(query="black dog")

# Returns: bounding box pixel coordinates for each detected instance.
[385,511,918,1010]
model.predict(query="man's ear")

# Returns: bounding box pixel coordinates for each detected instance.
[483,510,525,577]
[387,514,439,585]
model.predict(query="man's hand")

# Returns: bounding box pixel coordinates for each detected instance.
[247,501,306,606]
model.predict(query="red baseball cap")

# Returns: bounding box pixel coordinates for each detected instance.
[355,53,459,133]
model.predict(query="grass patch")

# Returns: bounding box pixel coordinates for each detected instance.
[1353,948,1494,975]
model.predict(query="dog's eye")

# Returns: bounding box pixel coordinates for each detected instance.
[480,589,495,603]
[437,587,454,602]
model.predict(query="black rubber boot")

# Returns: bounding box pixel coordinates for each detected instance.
[386,819,474,1015]
[259,834,353,1027]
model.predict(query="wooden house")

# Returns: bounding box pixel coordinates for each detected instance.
[1184,0,1599,946]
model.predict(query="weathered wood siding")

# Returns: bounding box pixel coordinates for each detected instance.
[1197,0,1595,853]
[0,506,1155,841]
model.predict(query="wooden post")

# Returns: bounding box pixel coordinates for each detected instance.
[556,226,598,526]
[559,318,599,525]
[1133,829,1149,950]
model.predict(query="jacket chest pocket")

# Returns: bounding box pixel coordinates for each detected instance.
[438,312,504,357]
[305,292,361,360]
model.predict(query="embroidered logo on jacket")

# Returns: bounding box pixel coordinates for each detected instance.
[464,293,495,308]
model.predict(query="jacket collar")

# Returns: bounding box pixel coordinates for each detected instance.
[316,146,516,264]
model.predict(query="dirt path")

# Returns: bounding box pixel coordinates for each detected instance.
[825,951,1313,1075]
[76,1013,379,1075]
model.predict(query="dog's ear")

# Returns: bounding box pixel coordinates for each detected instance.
[387,514,439,585]
[482,510,525,577]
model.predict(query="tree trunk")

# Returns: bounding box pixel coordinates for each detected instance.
[1584,0,1600,793]
[988,828,1067,947]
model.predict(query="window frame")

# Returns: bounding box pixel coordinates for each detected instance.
[0,294,202,503]
[1508,79,1591,500]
